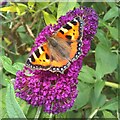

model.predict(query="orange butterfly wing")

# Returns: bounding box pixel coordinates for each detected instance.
[26,43,51,70]
[26,17,84,74]
[56,17,83,61]
[49,17,84,73]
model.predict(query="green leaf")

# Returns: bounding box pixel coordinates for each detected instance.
[16,3,27,15]
[107,2,116,8]
[97,94,106,108]
[0,6,17,12]
[0,3,27,15]
[0,56,17,75]
[57,2,76,19]
[100,97,118,111]
[94,80,105,100]
[103,6,119,21]
[107,27,118,41]
[78,65,95,83]
[0,88,8,119]
[13,62,24,71]
[26,106,38,118]
[0,74,9,86]
[6,83,27,119]
[98,20,118,41]
[36,2,49,10]
[0,56,23,75]
[96,29,110,47]
[49,3,56,13]
[95,43,118,79]
[66,110,82,118]
[16,98,30,115]
[93,3,107,14]
[28,0,35,8]
[71,82,92,110]
[103,110,116,118]
[91,90,106,110]
[42,11,56,25]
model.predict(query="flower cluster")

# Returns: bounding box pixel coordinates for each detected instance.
[14,7,98,114]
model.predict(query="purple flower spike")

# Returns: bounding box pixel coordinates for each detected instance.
[14,7,98,114]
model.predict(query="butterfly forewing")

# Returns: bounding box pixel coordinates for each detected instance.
[26,43,51,70]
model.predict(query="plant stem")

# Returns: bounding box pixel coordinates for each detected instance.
[88,108,99,119]
[105,81,120,89]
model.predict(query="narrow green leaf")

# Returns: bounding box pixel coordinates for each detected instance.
[103,6,119,21]
[94,80,105,100]
[6,83,27,119]
[95,43,118,79]
[42,11,56,25]
[78,65,95,83]
[57,2,76,19]
[100,97,118,111]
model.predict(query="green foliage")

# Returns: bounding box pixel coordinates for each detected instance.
[103,6,119,21]
[6,83,27,119]
[57,2,77,19]
[0,56,24,75]
[95,43,118,79]
[42,11,57,25]
[1,1,119,119]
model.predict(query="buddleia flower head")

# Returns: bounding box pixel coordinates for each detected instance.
[14,6,98,114]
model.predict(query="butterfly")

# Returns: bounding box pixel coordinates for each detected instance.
[26,16,84,74]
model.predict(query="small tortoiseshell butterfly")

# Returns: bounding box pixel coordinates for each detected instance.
[26,16,84,74]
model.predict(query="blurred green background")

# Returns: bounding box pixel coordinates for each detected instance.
[0,1,119,119]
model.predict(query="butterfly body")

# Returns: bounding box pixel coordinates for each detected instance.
[26,16,84,74]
